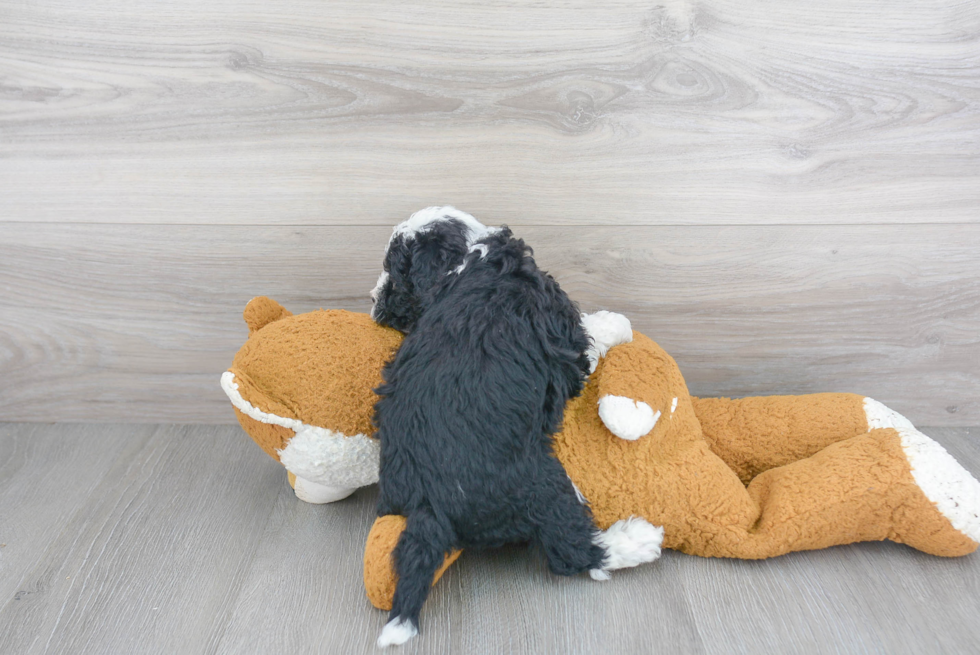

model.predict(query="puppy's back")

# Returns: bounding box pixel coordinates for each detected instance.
[374,235,589,524]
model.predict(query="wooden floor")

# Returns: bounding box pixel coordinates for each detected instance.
[3,3,977,651]
[2,423,979,654]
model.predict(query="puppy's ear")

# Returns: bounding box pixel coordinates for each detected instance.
[373,218,472,333]
[384,234,413,287]
[408,220,470,298]
[373,234,422,332]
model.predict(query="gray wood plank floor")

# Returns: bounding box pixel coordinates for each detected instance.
[1,424,978,654]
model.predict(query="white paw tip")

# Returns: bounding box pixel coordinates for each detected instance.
[598,395,659,440]
[377,617,418,648]
[595,517,664,570]
[590,568,612,581]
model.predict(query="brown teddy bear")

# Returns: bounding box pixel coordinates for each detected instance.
[222,297,980,612]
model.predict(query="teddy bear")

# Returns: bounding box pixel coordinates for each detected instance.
[221,297,980,612]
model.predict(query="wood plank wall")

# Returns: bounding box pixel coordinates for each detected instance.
[1,1,978,425]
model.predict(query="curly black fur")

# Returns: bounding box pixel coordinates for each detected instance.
[371,218,472,333]
[373,230,606,636]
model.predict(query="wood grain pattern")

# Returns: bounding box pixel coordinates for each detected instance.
[1,0,978,225]
[1,1,977,424]
[2,223,977,425]
[0,424,283,655]
[0,423,978,654]
[687,426,980,655]
[0,424,154,610]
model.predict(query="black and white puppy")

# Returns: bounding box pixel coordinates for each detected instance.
[371,207,662,647]
[370,207,500,333]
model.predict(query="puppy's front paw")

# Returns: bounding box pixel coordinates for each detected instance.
[598,395,660,440]
[377,617,418,648]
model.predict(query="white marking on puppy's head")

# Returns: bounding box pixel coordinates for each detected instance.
[451,242,492,275]
[390,206,497,248]
[370,271,389,307]
[373,207,501,330]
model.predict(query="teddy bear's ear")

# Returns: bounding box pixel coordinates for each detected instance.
[243,296,293,335]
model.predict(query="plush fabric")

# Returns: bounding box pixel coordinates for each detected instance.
[557,334,977,559]
[364,515,462,612]
[222,297,980,613]
[228,301,402,458]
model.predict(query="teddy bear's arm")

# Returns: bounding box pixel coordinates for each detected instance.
[364,515,462,611]
[592,331,686,441]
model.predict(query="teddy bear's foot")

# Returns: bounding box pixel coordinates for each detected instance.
[286,471,356,504]
[590,517,664,579]
[581,311,633,374]
[865,399,980,554]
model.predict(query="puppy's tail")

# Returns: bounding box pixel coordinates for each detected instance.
[377,506,455,648]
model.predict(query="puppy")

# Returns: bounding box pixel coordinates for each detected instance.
[370,206,499,333]
[371,207,661,647]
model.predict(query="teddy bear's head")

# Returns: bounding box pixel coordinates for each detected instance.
[221,297,403,497]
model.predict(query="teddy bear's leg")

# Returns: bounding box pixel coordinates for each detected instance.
[731,427,980,558]
[691,393,870,484]
[861,401,980,554]
[363,515,462,612]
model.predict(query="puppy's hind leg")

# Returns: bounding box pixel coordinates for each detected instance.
[532,459,663,581]
[530,459,607,577]
[377,506,455,648]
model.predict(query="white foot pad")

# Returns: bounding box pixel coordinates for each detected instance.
[293,476,356,504]
[377,617,418,648]
[598,395,660,440]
